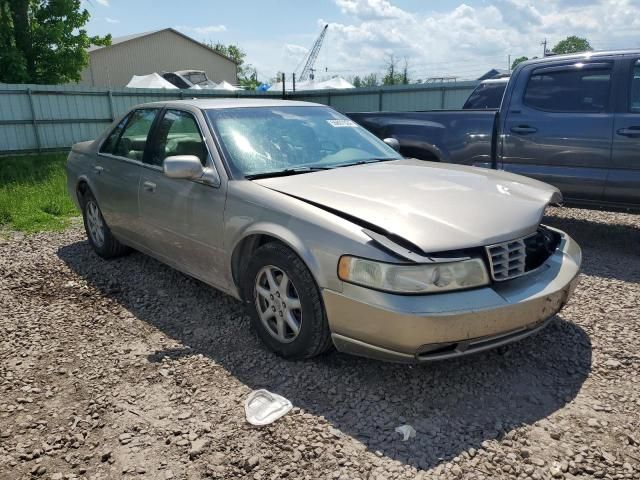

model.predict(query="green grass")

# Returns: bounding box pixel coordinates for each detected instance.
[0,152,78,233]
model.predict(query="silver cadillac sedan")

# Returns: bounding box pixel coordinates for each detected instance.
[66,99,581,363]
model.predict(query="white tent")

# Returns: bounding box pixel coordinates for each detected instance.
[213,81,241,91]
[268,80,319,92]
[268,76,354,92]
[125,73,178,89]
[318,77,354,89]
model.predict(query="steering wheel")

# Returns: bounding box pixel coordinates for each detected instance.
[319,139,340,154]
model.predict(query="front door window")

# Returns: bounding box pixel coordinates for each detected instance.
[149,110,208,166]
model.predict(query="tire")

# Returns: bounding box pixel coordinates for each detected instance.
[243,242,332,359]
[81,190,129,259]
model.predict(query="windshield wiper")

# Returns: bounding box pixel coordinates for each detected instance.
[334,158,397,168]
[245,166,332,180]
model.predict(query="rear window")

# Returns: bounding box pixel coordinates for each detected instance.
[463,82,507,109]
[524,67,611,113]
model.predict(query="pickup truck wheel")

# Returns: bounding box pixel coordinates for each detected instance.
[244,242,332,360]
[81,191,129,259]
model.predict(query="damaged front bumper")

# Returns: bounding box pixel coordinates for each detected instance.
[323,228,581,363]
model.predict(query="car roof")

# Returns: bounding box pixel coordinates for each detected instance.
[480,77,510,84]
[521,48,640,67]
[174,70,205,75]
[141,98,324,110]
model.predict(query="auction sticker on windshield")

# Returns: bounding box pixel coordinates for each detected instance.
[327,119,358,127]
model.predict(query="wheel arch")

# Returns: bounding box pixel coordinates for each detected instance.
[75,175,99,207]
[399,140,448,163]
[230,223,324,301]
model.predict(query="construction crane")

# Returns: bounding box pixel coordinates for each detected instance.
[298,24,328,82]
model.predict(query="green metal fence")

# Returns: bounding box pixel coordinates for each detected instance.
[0,81,477,154]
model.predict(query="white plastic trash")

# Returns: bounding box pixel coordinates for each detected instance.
[244,389,292,426]
[395,424,416,441]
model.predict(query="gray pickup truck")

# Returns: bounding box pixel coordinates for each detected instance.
[349,49,640,210]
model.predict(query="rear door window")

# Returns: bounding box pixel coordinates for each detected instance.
[630,61,640,113]
[100,114,130,154]
[524,65,612,113]
[148,109,208,166]
[463,82,507,109]
[111,109,159,161]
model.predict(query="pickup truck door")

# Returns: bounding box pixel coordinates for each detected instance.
[605,59,640,206]
[500,61,615,204]
[138,108,228,290]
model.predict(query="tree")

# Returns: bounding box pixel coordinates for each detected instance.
[361,73,378,87]
[206,41,260,89]
[511,56,529,70]
[0,0,111,84]
[552,36,592,55]
[350,73,379,88]
[382,54,409,86]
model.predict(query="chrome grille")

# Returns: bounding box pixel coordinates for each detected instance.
[485,237,527,281]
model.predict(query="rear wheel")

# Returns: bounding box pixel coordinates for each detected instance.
[81,191,129,259]
[244,242,332,359]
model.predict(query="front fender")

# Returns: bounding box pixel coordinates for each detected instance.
[395,135,449,162]
[230,220,324,285]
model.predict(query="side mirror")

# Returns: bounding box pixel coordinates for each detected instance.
[383,137,400,152]
[163,155,203,179]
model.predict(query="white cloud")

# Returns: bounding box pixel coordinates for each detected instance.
[285,44,309,55]
[335,0,410,20]
[175,25,227,36]
[95,0,109,6]
[105,17,119,24]
[243,0,640,83]
[311,0,640,81]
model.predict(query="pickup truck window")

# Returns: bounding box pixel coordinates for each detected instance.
[631,62,640,113]
[524,67,611,113]
[463,82,507,109]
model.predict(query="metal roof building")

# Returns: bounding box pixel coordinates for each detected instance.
[79,28,238,88]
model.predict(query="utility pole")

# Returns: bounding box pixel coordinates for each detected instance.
[508,54,511,71]
[281,73,286,99]
[541,38,548,57]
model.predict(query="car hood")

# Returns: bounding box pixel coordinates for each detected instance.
[254,159,561,253]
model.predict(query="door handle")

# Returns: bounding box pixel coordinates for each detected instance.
[142,181,156,192]
[510,125,538,134]
[617,127,640,137]
[93,165,104,174]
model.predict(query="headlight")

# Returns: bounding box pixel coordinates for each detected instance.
[337,256,490,294]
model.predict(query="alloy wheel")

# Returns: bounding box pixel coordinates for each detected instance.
[86,201,105,248]
[254,265,303,343]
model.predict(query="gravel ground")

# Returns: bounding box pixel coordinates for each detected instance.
[1,207,639,480]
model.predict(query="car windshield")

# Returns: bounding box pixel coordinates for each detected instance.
[206,106,402,178]
[185,72,208,85]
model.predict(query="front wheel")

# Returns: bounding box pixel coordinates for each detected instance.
[244,242,332,359]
